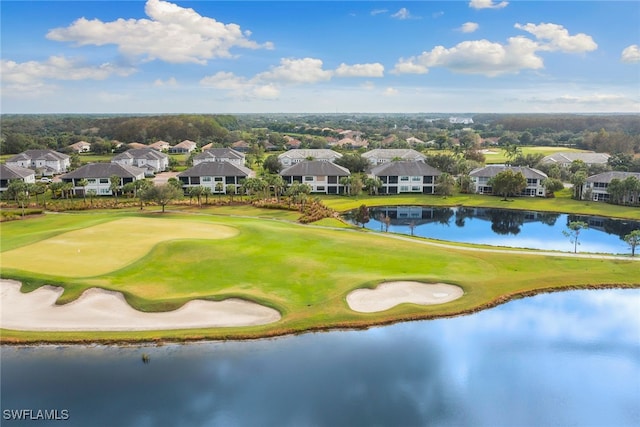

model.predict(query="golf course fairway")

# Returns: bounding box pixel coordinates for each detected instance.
[1,209,638,344]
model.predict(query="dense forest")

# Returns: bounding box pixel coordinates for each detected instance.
[1,113,639,158]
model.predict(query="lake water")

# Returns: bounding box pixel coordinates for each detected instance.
[346,206,640,254]
[2,289,639,427]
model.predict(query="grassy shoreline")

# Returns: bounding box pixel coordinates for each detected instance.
[1,200,639,345]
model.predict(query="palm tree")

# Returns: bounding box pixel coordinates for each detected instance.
[109,174,121,205]
[78,179,89,204]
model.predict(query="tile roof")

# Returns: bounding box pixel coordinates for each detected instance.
[278,149,342,160]
[112,148,168,161]
[370,161,441,177]
[542,152,610,164]
[0,164,36,179]
[194,148,244,161]
[362,149,426,161]
[61,163,146,179]
[177,162,254,177]
[586,171,640,183]
[7,149,69,162]
[280,160,350,176]
[470,165,548,179]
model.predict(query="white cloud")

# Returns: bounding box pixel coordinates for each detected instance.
[383,87,398,96]
[621,44,640,63]
[334,63,384,78]
[153,77,178,87]
[46,0,273,65]
[514,23,597,53]
[200,71,279,100]
[391,8,412,20]
[256,58,333,83]
[459,22,479,33]
[469,0,509,9]
[0,56,135,89]
[393,37,542,76]
[393,23,596,77]
[371,9,388,16]
[251,84,280,99]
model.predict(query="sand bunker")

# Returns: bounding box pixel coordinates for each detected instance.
[0,280,280,331]
[346,281,463,313]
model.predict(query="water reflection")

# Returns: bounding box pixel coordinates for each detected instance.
[348,206,640,253]
[2,290,639,427]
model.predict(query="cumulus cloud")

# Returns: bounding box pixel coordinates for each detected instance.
[621,44,640,63]
[393,37,542,76]
[200,71,279,100]
[0,56,135,87]
[46,0,273,64]
[256,58,333,83]
[393,22,597,77]
[469,0,509,9]
[514,23,597,53]
[334,63,384,77]
[459,22,479,33]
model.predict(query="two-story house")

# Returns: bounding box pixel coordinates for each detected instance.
[582,171,640,203]
[0,164,36,192]
[278,149,342,167]
[369,161,441,194]
[60,163,146,196]
[112,148,169,176]
[6,149,70,176]
[192,148,246,166]
[280,160,350,194]
[469,165,548,197]
[362,149,426,166]
[177,162,255,194]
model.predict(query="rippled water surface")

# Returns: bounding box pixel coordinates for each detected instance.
[2,289,639,427]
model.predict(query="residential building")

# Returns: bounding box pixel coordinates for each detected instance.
[469,165,548,197]
[170,140,197,154]
[405,137,424,145]
[278,149,342,167]
[192,148,246,166]
[68,141,92,153]
[177,162,255,194]
[362,149,426,165]
[280,160,350,194]
[6,149,70,176]
[0,164,36,192]
[149,140,171,151]
[332,137,369,149]
[111,148,169,176]
[582,171,640,203]
[127,142,147,149]
[541,152,611,168]
[60,163,145,196]
[369,161,441,194]
[231,140,251,152]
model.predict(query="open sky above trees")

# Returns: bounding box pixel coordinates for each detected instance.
[1,0,639,114]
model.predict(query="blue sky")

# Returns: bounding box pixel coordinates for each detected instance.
[1,0,639,114]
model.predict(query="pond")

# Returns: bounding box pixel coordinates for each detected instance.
[1,289,639,427]
[345,206,640,254]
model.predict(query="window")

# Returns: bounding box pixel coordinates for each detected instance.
[214,177,223,182]
[304,176,314,182]
[100,188,110,195]
[316,186,325,191]
[87,179,96,184]
[411,186,421,191]
[400,176,409,182]
[594,182,608,188]
[400,185,409,192]
[316,176,326,182]
[99,178,109,184]
[202,177,212,182]
[411,176,421,182]
[527,179,537,185]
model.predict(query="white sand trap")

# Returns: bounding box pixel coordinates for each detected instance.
[0,279,280,331]
[347,281,463,313]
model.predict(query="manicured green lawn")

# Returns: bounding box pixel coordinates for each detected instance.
[1,210,638,343]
